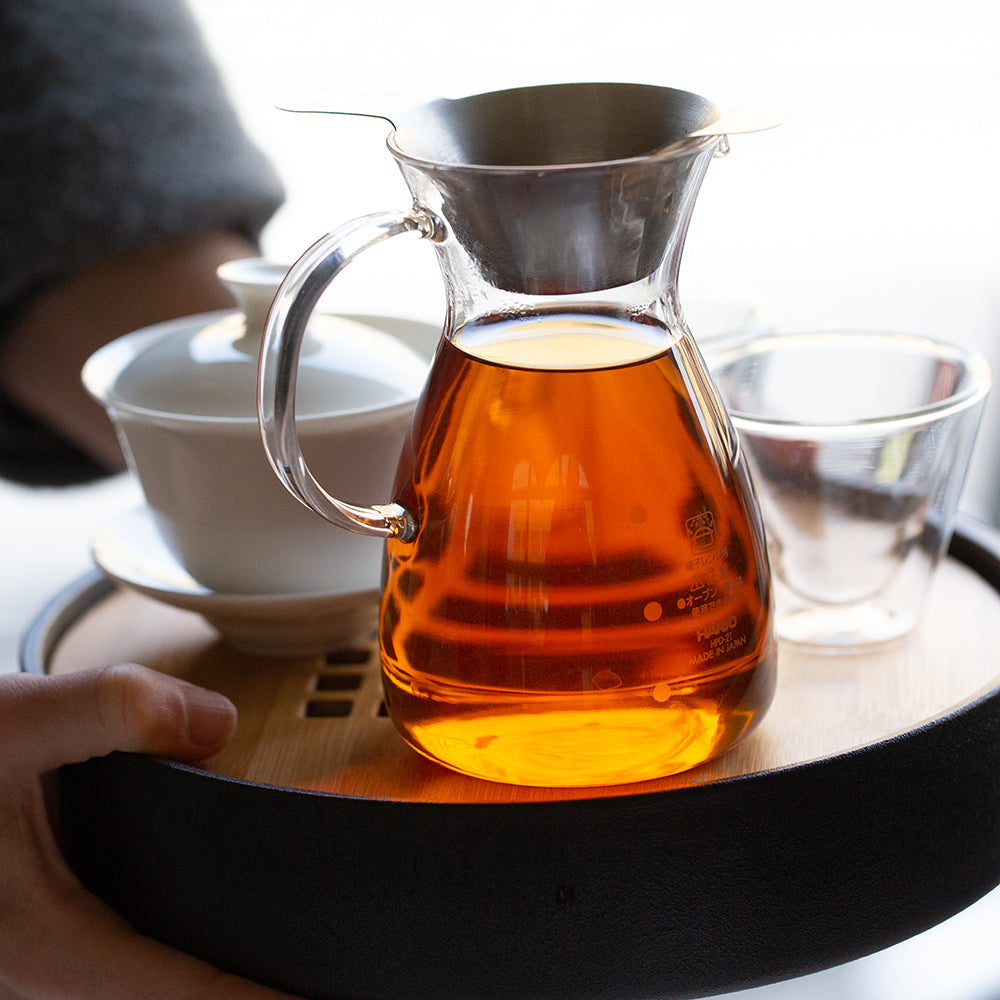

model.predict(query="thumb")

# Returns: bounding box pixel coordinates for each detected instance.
[4,664,237,773]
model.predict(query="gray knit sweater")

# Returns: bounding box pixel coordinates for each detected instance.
[0,0,284,484]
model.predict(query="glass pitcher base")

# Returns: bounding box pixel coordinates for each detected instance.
[383,680,764,787]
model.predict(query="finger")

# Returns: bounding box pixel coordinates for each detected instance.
[1,664,237,773]
[0,669,300,1000]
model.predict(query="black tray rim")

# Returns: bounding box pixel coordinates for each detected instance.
[20,512,1000,1000]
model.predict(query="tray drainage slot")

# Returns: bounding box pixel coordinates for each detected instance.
[325,648,372,665]
[315,672,363,692]
[304,699,354,718]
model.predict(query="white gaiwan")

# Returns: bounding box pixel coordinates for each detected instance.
[83,258,430,656]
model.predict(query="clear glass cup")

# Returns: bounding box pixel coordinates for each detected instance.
[709,330,991,651]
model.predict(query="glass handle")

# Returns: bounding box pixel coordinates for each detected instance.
[257,210,436,542]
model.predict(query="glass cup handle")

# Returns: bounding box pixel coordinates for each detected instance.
[257,209,437,542]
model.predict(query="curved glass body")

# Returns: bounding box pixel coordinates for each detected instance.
[382,317,776,785]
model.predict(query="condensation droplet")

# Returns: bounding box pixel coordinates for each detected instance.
[644,601,663,622]
[652,682,672,703]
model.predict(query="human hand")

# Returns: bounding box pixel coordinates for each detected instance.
[0,663,305,999]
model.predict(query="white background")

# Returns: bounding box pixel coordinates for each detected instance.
[3,1,1000,997]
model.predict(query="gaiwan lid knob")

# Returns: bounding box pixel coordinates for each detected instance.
[215,258,291,351]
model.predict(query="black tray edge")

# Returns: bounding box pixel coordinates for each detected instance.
[20,514,1000,1000]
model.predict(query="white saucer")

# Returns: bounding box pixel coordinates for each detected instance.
[91,508,380,658]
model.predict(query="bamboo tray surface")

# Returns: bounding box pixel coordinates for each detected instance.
[32,530,1000,804]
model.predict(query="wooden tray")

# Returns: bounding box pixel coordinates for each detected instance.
[22,516,1000,1000]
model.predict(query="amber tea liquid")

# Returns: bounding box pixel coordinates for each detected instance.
[381,315,776,786]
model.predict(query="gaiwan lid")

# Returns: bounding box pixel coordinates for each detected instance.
[83,258,429,421]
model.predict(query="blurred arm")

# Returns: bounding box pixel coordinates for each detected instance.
[0,230,260,474]
[0,0,284,484]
